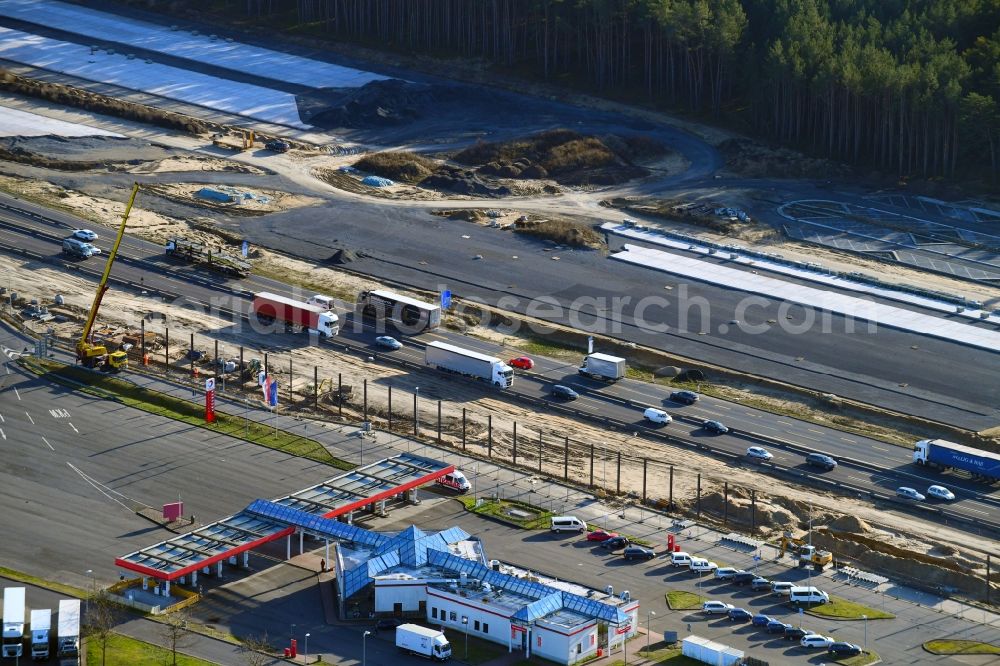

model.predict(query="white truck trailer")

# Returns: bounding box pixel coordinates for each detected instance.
[2,587,25,658]
[29,609,50,660]
[578,353,626,381]
[425,341,513,388]
[56,599,80,661]
[395,624,452,661]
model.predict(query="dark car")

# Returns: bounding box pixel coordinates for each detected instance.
[373,617,403,632]
[602,536,630,550]
[750,577,772,591]
[550,384,579,400]
[751,613,773,628]
[784,626,813,641]
[732,571,755,585]
[702,419,729,434]
[828,642,862,656]
[805,452,838,471]
[727,608,753,622]
[622,545,655,560]
[670,390,699,405]
[766,620,792,634]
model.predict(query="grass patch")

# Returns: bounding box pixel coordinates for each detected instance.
[443,628,508,665]
[87,633,218,666]
[513,218,603,248]
[516,337,582,361]
[22,359,352,470]
[638,643,702,664]
[924,639,1000,655]
[456,497,553,530]
[0,566,87,599]
[802,596,894,620]
[665,590,705,610]
[354,151,439,184]
[830,651,880,666]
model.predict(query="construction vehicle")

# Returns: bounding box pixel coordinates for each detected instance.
[76,182,138,372]
[165,237,251,278]
[212,129,255,151]
[779,532,832,571]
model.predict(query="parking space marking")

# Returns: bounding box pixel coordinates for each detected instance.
[0,427,5,440]
[25,411,33,425]
[69,422,78,434]
[41,436,53,451]
[13,386,20,400]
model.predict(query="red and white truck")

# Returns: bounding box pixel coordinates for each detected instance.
[252,292,339,338]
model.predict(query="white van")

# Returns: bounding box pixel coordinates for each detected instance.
[771,581,795,597]
[550,516,586,533]
[308,294,335,310]
[789,586,830,604]
[643,407,672,425]
[670,551,692,567]
[689,558,718,573]
[435,471,471,493]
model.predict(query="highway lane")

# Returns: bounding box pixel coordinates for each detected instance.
[1,198,997,529]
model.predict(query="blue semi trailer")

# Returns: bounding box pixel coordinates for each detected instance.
[912,439,1000,482]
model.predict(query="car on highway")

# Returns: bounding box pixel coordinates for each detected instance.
[642,407,672,425]
[746,446,773,461]
[800,635,834,649]
[701,601,734,614]
[72,229,98,241]
[508,356,534,370]
[750,576,772,591]
[375,336,402,350]
[927,485,955,501]
[732,571,755,585]
[727,608,753,622]
[601,536,630,550]
[805,452,838,471]
[766,620,792,634]
[622,545,656,561]
[702,419,729,434]
[896,486,925,501]
[784,626,816,641]
[828,642,862,656]
[550,384,579,400]
[714,567,738,580]
[586,529,618,542]
[670,390,699,405]
[751,613,773,628]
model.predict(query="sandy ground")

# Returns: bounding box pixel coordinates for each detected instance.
[129,154,271,175]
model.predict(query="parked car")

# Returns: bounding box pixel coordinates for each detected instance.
[702,601,735,614]
[766,620,792,634]
[702,419,729,434]
[805,452,837,470]
[732,571,756,585]
[784,626,815,641]
[801,635,834,649]
[828,642,863,656]
[750,577,772,591]
[746,446,773,461]
[727,608,753,622]
[896,486,925,501]
[375,336,402,350]
[72,229,98,241]
[601,536,630,550]
[771,581,795,596]
[689,559,718,573]
[751,613,773,628]
[550,384,579,400]
[623,545,656,561]
[670,390,699,405]
[586,530,618,542]
[714,567,738,580]
[373,617,403,632]
[927,485,955,501]
[508,356,534,370]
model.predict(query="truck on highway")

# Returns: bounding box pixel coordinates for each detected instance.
[578,353,626,381]
[913,439,1000,481]
[395,624,452,661]
[357,289,441,333]
[56,599,80,662]
[61,237,97,259]
[252,292,339,338]
[165,237,251,278]
[29,609,50,660]
[424,341,512,389]
[2,587,26,658]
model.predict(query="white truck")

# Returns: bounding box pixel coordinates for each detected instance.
[435,470,471,493]
[29,609,50,661]
[56,599,80,661]
[425,341,513,389]
[2,587,25,658]
[578,353,626,381]
[395,624,452,661]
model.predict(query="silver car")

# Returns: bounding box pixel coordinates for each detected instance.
[896,486,925,501]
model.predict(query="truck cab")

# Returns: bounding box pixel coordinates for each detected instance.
[493,362,514,388]
[30,609,50,660]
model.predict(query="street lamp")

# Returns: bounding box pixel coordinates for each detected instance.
[646,611,656,653]
[85,570,94,612]
[362,630,371,666]
[461,616,469,658]
[862,614,868,651]
[304,633,310,663]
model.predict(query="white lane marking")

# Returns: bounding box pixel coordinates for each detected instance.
[69,422,78,434]
[41,436,53,451]
[49,408,71,418]
[0,428,5,440]
[0,413,4,423]
[871,446,890,452]
[13,387,20,400]
[25,411,33,425]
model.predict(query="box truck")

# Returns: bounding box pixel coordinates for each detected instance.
[357,289,441,332]
[29,609,50,660]
[425,341,512,388]
[395,624,452,661]
[681,634,743,666]
[913,439,1000,482]
[2,587,25,658]
[578,353,626,381]
[56,599,80,660]
[252,292,339,338]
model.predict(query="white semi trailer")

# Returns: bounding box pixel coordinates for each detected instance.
[2,587,25,658]
[30,609,50,660]
[56,599,80,662]
[425,341,513,389]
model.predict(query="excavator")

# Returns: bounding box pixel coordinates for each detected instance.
[76,182,139,372]
[779,531,833,571]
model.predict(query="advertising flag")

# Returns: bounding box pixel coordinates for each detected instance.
[268,378,279,407]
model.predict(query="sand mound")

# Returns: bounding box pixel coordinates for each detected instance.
[827,515,872,533]
[328,249,359,264]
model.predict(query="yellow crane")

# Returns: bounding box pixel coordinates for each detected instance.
[76,182,139,372]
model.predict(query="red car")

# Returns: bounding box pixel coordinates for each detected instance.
[508,356,534,370]
[586,530,618,542]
